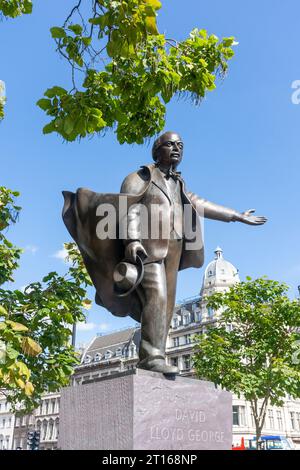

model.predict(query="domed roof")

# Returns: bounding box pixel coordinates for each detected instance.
[200,247,239,295]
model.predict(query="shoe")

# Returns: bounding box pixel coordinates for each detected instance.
[137,358,179,375]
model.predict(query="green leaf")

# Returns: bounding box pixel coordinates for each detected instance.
[44,86,67,98]
[43,122,55,135]
[6,320,28,332]
[145,16,159,35]
[0,305,8,316]
[6,344,19,360]
[68,24,83,35]
[63,116,75,135]
[50,27,66,39]
[36,98,52,111]
[144,0,162,9]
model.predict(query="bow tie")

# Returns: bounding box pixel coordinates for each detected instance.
[164,169,181,180]
[156,165,181,180]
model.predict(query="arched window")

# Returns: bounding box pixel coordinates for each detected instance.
[42,420,48,441]
[55,418,59,440]
[207,306,214,319]
[183,312,191,325]
[104,351,112,360]
[94,353,101,362]
[130,343,136,357]
[48,419,54,441]
[84,355,91,364]
[115,347,122,357]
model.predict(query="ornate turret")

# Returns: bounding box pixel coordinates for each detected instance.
[200,247,240,297]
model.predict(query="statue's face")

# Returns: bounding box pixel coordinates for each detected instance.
[156,132,183,169]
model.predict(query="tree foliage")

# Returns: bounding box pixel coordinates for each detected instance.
[36,0,236,144]
[0,0,32,18]
[0,1,236,142]
[193,277,300,443]
[0,187,92,412]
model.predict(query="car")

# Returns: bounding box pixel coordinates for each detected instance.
[247,435,295,450]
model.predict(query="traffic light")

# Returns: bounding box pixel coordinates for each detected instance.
[27,430,40,450]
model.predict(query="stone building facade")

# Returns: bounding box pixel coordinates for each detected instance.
[0,394,15,450]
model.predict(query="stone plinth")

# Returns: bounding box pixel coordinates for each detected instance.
[58,369,232,450]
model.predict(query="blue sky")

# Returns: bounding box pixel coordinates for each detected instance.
[1,0,300,345]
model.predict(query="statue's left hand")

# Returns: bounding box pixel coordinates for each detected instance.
[240,209,267,225]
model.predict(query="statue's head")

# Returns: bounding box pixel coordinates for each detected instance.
[152,131,183,169]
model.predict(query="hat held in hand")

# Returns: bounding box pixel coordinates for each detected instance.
[113,254,144,297]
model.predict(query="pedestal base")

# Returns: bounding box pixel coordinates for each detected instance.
[58,369,232,450]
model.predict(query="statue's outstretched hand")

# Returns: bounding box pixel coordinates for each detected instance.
[125,241,148,263]
[240,209,267,226]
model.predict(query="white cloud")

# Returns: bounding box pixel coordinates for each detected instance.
[25,245,39,254]
[76,322,111,333]
[77,322,97,332]
[53,246,69,263]
[99,323,110,332]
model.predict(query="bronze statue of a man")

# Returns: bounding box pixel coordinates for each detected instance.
[62,131,267,374]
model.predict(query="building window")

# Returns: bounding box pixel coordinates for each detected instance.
[94,353,101,362]
[185,334,192,344]
[195,311,202,323]
[130,344,136,357]
[182,355,190,370]
[104,351,112,360]
[183,313,191,325]
[116,347,122,357]
[232,406,246,426]
[208,270,213,277]
[290,412,296,430]
[277,410,283,430]
[296,412,300,431]
[171,357,178,367]
[268,409,274,429]
[173,337,179,347]
[173,317,178,329]
[207,307,214,319]
[232,406,239,426]
[84,355,91,364]
[42,421,48,441]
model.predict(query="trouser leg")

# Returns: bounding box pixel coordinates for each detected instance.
[162,239,183,350]
[138,261,167,363]
[137,239,183,367]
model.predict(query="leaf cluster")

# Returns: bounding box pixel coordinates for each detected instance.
[37,1,236,144]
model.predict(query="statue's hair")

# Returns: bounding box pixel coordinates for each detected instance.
[152,131,182,161]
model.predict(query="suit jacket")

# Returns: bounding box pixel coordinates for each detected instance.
[62,163,240,321]
[120,164,240,270]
